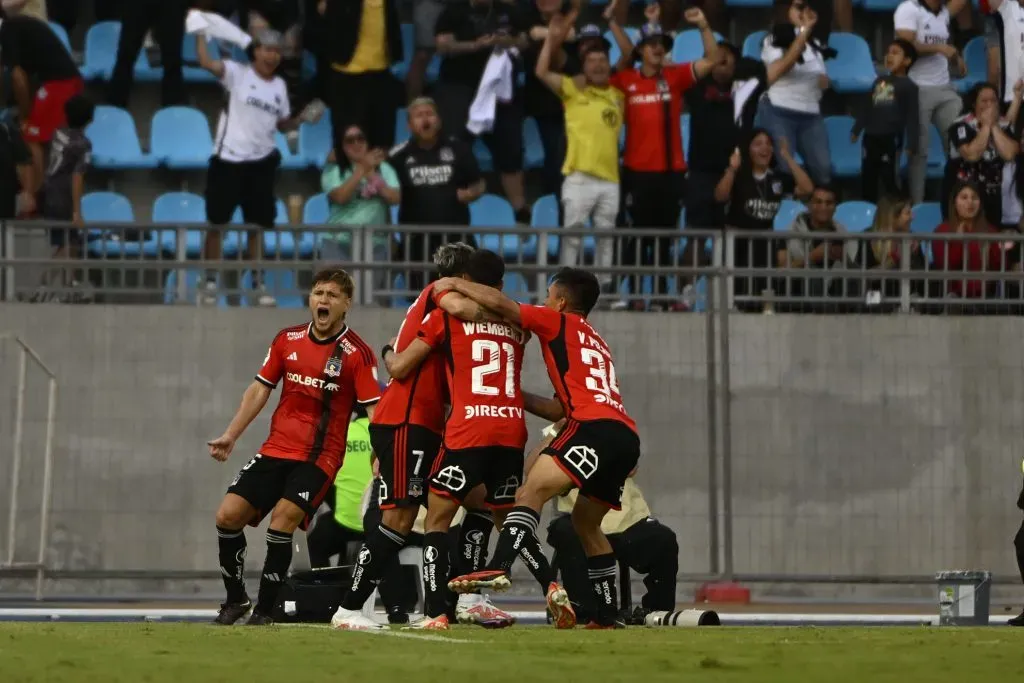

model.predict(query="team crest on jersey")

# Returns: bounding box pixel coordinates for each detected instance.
[324,357,343,378]
[440,147,454,162]
[771,181,783,194]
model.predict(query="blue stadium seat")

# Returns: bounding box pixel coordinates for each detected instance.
[911,202,942,233]
[954,37,986,93]
[304,193,330,225]
[727,0,773,6]
[85,106,157,169]
[393,23,440,82]
[302,50,318,82]
[471,194,532,260]
[152,192,207,257]
[825,115,861,178]
[774,199,806,230]
[164,270,227,306]
[742,30,767,60]
[395,108,410,145]
[524,117,544,170]
[826,33,877,94]
[834,200,877,232]
[48,21,72,54]
[672,29,724,64]
[300,114,333,168]
[681,113,690,163]
[927,124,946,179]
[276,131,308,169]
[239,269,305,308]
[531,193,561,260]
[82,191,162,259]
[150,107,213,169]
[861,0,901,9]
[473,138,494,172]
[503,272,531,303]
[181,35,220,83]
[83,22,127,79]
[606,27,641,67]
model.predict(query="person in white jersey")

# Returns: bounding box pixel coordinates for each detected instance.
[894,0,968,205]
[983,0,1024,123]
[195,29,310,307]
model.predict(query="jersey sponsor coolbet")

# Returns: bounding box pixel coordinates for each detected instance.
[416,310,529,449]
[214,60,290,162]
[610,63,697,173]
[517,305,636,432]
[255,323,381,475]
[372,284,449,431]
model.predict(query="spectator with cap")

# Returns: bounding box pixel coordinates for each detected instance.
[681,10,815,275]
[606,4,717,311]
[757,2,834,185]
[535,8,623,300]
[323,0,403,151]
[433,0,531,223]
[108,0,187,109]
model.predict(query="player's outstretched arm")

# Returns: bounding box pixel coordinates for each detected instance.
[382,339,433,380]
[437,290,490,322]
[208,380,273,462]
[435,277,521,324]
[523,391,565,422]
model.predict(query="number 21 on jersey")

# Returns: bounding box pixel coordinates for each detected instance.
[581,348,621,405]
[471,339,516,398]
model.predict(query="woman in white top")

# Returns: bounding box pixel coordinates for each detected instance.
[756,2,833,185]
[894,0,967,204]
[196,29,307,307]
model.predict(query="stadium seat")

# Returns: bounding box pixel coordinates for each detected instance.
[524,117,545,170]
[774,199,806,230]
[393,23,440,82]
[954,37,986,93]
[239,269,305,308]
[861,0,901,9]
[471,194,530,260]
[532,193,561,260]
[826,33,876,94]
[228,199,303,258]
[82,191,163,259]
[672,29,725,64]
[83,22,128,79]
[473,138,494,172]
[85,106,157,169]
[152,192,207,257]
[927,124,946,179]
[606,27,641,67]
[299,114,333,168]
[727,0,773,6]
[150,107,213,169]
[304,193,330,225]
[395,108,410,145]
[181,35,220,83]
[911,202,942,233]
[503,272,531,303]
[302,50,318,82]
[276,132,308,169]
[825,115,861,178]
[834,200,877,232]
[164,269,227,306]
[742,30,767,60]
[681,114,690,163]
[48,21,72,54]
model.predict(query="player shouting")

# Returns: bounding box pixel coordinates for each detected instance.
[208,268,381,626]
[330,244,514,630]
[438,267,641,629]
[381,250,528,630]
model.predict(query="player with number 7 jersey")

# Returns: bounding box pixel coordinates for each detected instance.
[436,266,642,630]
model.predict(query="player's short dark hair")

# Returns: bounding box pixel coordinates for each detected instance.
[464,249,504,288]
[433,242,475,277]
[550,267,600,316]
[65,95,95,130]
[312,267,354,298]
[891,38,917,67]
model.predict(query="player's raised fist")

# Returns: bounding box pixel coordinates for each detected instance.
[684,7,707,29]
[208,435,236,462]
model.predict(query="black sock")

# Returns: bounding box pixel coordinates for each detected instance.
[341,524,406,611]
[422,531,452,618]
[455,510,493,576]
[217,525,248,604]
[588,553,618,625]
[489,506,554,593]
[254,529,293,615]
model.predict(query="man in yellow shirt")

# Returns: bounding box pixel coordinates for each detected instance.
[534,11,623,299]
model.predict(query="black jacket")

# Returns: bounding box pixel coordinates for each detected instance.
[324,0,404,68]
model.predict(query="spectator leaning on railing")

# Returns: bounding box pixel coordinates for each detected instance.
[196,30,313,308]
[605,5,716,311]
[894,0,966,205]
[319,123,400,300]
[776,184,857,302]
[857,196,927,303]
[932,181,1004,299]
[535,9,624,299]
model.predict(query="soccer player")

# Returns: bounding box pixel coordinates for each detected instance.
[330,244,513,630]
[438,267,641,629]
[380,250,528,630]
[208,268,381,625]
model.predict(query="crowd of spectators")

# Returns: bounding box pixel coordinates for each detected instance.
[4,0,1024,310]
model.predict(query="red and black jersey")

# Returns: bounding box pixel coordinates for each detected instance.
[255,323,380,476]
[518,304,637,432]
[417,310,529,450]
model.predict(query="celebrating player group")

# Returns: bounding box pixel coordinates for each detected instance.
[208,246,641,630]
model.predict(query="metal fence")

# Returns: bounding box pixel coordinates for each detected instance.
[2,220,1024,601]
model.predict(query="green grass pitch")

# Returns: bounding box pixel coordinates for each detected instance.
[2,623,1023,682]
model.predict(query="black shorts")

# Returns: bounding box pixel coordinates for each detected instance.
[205,150,281,227]
[429,445,523,509]
[544,419,641,510]
[227,454,331,530]
[370,423,442,509]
